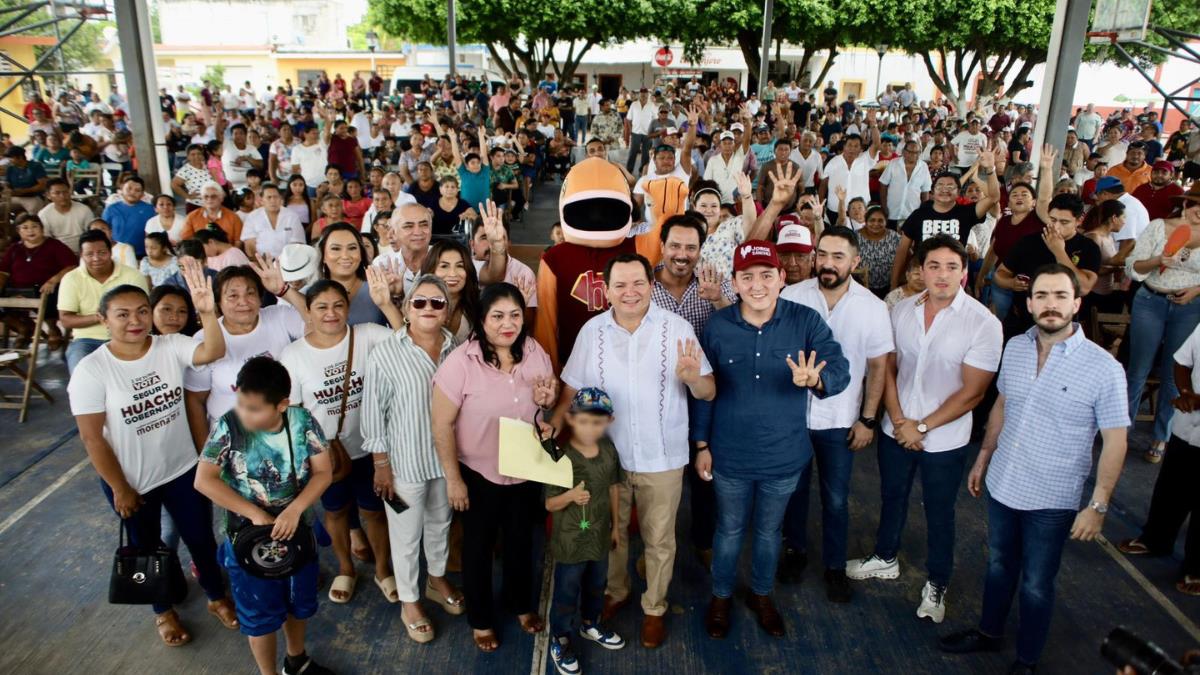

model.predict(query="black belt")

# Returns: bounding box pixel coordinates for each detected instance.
[1144,285,1183,298]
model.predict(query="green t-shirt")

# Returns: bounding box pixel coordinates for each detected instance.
[545,439,623,565]
[200,406,328,531]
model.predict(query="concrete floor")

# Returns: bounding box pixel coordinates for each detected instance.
[2,178,1199,674]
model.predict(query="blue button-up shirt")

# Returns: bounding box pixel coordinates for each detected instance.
[693,298,850,480]
[986,324,1129,511]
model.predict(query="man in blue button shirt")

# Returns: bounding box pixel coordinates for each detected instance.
[939,264,1128,675]
[101,175,155,257]
[694,239,849,639]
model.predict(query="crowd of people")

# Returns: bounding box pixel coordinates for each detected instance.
[0,67,1197,675]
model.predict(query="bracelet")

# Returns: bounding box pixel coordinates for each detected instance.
[374,459,390,467]
[275,282,289,297]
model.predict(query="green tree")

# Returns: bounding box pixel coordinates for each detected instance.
[201,65,226,90]
[368,0,655,83]
[0,0,111,77]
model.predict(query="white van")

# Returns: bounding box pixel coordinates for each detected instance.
[389,66,507,103]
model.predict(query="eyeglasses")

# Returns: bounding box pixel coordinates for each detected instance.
[411,296,447,310]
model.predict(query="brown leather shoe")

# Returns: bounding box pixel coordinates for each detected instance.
[641,614,666,648]
[601,594,629,622]
[746,593,785,637]
[705,596,731,639]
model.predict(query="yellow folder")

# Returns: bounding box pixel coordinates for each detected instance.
[498,417,573,488]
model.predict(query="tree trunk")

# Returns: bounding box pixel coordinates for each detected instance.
[486,43,512,78]
[559,40,595,85]
[811,48,838,92]
[735,29,761,92]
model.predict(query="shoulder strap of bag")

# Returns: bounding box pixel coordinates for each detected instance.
[334,326,355,439]
[283,409,299,493]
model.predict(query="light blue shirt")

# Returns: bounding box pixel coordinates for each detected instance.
[986,324,1129,511]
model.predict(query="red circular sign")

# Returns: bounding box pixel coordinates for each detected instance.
[654,47,673,67]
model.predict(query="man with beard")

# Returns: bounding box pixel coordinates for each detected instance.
[939,264,1128,675]
[1132,160,1184,220]
[847,235,1001,624]
[778,227,893,602]
[695,240,849,639]
[650,213,734,569]
[994,193,1100,337]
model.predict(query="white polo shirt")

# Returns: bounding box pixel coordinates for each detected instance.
[561,304,712,474]
[879,158,932,222]
[782,279,894,430]
[1173,324,1200,447]
[882,289,1002,453]
[823,153,872,213]
[627,100,658,136]
[787,148,824,189]
[1113,192,1150,243]
[241,207,305,258]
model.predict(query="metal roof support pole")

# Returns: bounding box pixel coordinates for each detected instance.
[113,0,167,194]
[1030,0,1090,186]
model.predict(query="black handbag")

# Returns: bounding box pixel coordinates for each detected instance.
[225,410,317,579]
[109,520,188,605]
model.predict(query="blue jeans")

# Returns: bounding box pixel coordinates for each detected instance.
[711,470,801,598]
[873,436,967,587]
[550,558,608,638]
[1127,286,1200,442]
[783,427,854,570]
[989,283,1014,322]
[978,496,1074,666]
[100,466,226,614]
[573,116,589,144]
[66,337,106,374]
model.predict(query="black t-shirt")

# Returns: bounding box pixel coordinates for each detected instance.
[410,182,439,210]
[1001,231,1101,330]
[431,198,470,235]
[901,202,983,246]
[791,100,812,126]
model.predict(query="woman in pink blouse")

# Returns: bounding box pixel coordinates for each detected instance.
[431,283,558,652]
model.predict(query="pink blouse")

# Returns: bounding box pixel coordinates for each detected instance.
[433,338,553,485]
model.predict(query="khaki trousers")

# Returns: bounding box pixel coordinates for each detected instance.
[606,467,684,616]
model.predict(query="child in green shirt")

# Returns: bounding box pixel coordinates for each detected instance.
[545,387,625,675]
[195,356,336,675]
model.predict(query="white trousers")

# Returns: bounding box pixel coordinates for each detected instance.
[383,476,451,603]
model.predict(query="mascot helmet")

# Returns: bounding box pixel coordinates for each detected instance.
[558,157,633,248]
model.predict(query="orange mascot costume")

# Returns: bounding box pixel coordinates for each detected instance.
[535,157,663,371]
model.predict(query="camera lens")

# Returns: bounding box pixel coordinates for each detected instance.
[1101,627,1184,675]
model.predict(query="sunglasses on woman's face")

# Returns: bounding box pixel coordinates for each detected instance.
[411,296,447,310]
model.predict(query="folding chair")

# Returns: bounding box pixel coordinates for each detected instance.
[0,295,55,422]
[1091,307,1157,422]
[69,166,105,212]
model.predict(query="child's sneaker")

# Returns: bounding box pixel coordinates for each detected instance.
[579,623,625,650]
[282,654,335,675]
[549,635,582,675]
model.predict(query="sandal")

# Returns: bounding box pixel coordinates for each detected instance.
[1145,444,1165,464]
[154,609,192,647]
[1118,538,1151,555]
[473,629,499,652]
[329,574,357,604]
[402,605,435,644]
[1177,575,1200,596]
[425,579,465,616]
[518,613,545,635]
[206,598,239,630]
[374,575,399,603]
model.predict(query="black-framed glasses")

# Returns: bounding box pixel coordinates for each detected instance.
[411,296,447,310]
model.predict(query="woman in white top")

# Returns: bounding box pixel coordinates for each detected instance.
[171,144,215,210]
[279,278,401,605]
[420,239,479,343]
[242,184,305,259]
[362,274,465,643]
[144,194,186,243]
[68,265,239,646]
[1124,186,1200,462]
[284,174,314,227]
[183,265,307,440]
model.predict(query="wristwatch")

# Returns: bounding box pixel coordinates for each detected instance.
[858,416,878,430]
[916,421,929,434]
[1089,501,1109,514]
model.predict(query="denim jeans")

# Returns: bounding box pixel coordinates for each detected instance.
[989,283,1014,322]
[873,435,967,587]
[784,427,854,570]
[66,337,106,374]
[100,465,226,613]
[711,470,801,598]
[550,557,608,638]
[978,496,1075,666]
[625,133,651,172]
[1127,286,1200,442]
[573,116,589,144]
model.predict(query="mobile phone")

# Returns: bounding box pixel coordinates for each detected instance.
[1016,274,1030,284]
[384,494,409,515]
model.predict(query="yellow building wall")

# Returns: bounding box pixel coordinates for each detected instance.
[274,56,409,89]
[0,41,49,144]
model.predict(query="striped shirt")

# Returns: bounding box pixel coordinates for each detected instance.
[360,326,458,483]
[986,325,1129,511]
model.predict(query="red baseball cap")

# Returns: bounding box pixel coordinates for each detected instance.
[1152,160,1175,172]
[733,239,782,273]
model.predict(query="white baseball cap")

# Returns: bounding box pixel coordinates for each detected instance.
[776,223,813,253]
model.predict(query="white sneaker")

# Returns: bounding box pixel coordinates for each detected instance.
[845,554,900,580]
[916,581,947,623]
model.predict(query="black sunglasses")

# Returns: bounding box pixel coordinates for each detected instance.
[411,296,447,310]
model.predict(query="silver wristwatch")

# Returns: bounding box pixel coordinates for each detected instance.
[1089,501,1109,514]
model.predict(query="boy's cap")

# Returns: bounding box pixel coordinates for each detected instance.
[570,387,614,415]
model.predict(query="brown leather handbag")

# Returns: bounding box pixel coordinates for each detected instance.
[328,326,355,482]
